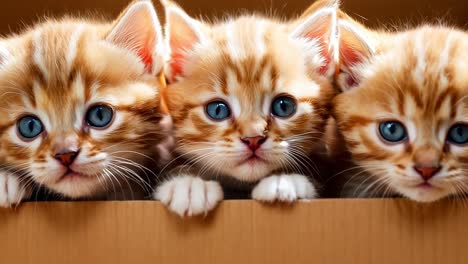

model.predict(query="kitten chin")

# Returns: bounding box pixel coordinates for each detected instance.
[154,0,338,217]
[0,0,170,206]
[329,10,468,202]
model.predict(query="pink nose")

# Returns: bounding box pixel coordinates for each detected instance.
[54,150,79,167]
[414,166,441,181]
[241,136,266,152]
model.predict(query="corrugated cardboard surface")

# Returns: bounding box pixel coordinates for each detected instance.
[1,199,467,264]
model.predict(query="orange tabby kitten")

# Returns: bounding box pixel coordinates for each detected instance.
[154,1,337,216]
[331,11,468,202]
[0,0,169,206]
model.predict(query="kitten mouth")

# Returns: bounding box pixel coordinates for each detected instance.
[416,182,434,189]
[58,169,90,182]
[412,182,442,191]
[239,154,266,166]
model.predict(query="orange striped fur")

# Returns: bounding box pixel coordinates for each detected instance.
[331,12,468,202]
[154,1,337,216]
[0,0,169,205]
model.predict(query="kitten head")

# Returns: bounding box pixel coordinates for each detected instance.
[0,0,168,198]
[163,1,336,182]
[333,15,468,202]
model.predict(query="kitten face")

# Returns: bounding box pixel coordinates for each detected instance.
[0,1,167,198]
[334,25,468,202]
[165,6,336,182]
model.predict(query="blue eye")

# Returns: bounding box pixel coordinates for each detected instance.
[379,121,407,143]
[271,96,296,118]
[206,101,231,121]
[17,116,44,139]
[86,105,114,128]
[448,124,468,145]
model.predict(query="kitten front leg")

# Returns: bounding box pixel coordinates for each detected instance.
[154,175,223,217]
[252,174,317,202]
[0,170,31,208]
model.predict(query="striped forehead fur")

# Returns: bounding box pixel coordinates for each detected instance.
[0,1,169,200]
[333,22,468,202]
[164,3,336,183]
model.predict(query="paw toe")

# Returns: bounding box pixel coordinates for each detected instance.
[0,172,26,208]
[155,176,223,217]
[252,174,317,203]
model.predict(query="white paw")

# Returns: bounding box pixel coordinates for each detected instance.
[0,171,30,208]
[252,174,317,202]
[154,175,223,217]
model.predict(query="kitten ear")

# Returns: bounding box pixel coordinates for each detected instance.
[163,1,206,82]
[106,0,164,75]
[291,0,339,78]
[336,12,377,91]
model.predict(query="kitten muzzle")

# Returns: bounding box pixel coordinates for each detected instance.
[54,149,80,167]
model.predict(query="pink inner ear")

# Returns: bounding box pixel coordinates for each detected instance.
[303,22,332,75]
[106,1,163,75]
[346,73,358,87]
[138,37,155,73]
[318,51,331,75]
[340,42,366,68]
[169,52,185,81]
[311,34,331,75]
[166,8,203,81]
[339,41,369,87]
[168,31,199,81]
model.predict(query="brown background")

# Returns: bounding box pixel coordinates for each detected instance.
[0,0,466,35]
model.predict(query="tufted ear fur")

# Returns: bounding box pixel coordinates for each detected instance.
[162,0,207,83]
[0,43,11,69]
[335,11,377,91]
[291,0,339,78]
[107,0,165,75]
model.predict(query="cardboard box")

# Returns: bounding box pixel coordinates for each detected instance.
[1,199,467,264]
[0,1,467,264]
